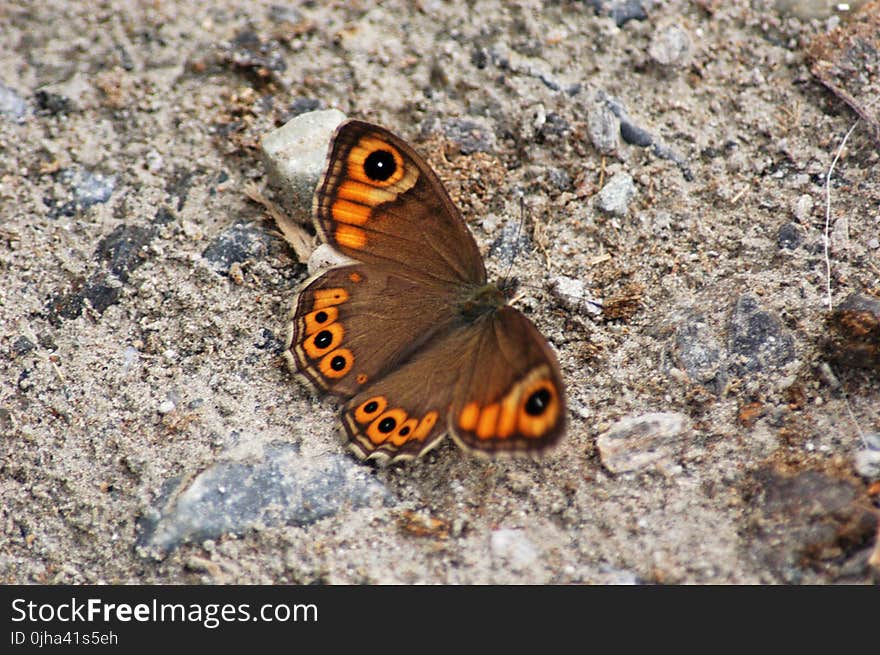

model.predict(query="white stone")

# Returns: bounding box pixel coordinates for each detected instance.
[260,109,347,214]
[158,400,176,415]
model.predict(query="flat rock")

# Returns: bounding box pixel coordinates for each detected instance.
[649,24,693,67]
[586,101,619,155]
[596,412,691,473]
[0,82,28,123]
[854,433,880,480]
[136,443,394,557]
[44,167,117,219]
[550,275,603,316]
[202,222,273,273]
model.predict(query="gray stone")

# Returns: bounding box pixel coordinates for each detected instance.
[727,294,795,374]
[421,116,496,154]
[598,90,693,181]
[45,167,116,219]
[777,222,801,250]
[672,312,723,387]
[0,82,28,123]
[588,0,649,26]
[794,194,814,222]
[136,443,394,556]
[202,222,272,273]
[854,433,880,480]
[11,336,36,358]
[260,109,347,214]
[587,102,619,155]
[596,172,636,216]
[597,412,691,473]
[649,24,693,67]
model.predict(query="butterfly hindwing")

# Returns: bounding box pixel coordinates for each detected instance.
[286,263,459,397]
[339,307,565,463]
[448,306,566,455]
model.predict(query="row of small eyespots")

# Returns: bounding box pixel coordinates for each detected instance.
[301,288,352,379]
[354,395,438,446]
[457,380,558,440]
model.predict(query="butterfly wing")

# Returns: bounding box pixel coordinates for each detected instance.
[286,263,459,397]
[340,306,565,463]
[286,119,566,461]
[313,120,486,285]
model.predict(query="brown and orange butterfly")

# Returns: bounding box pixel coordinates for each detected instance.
[284,120,565,463]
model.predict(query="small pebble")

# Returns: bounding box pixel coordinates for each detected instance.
[777,222,801,250]
[649,24,692,67]
[158,400,176,414]
[0,81,28,123]
[550,275,602,316]
[794,194,814,222]
[672,313,723,386]
[596,172,636,216]
[587,102,619,155]
[727,294,795,374]
[202,223,272,273]
[421,116,496,154]
[854,447,880,480]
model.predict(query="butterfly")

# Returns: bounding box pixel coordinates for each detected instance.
[284,119,565,463]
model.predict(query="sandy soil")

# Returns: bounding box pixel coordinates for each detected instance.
[1,0,878,584]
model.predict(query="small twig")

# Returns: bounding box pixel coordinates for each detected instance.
[244,182,314,263]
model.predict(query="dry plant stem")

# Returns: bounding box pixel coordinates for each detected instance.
[823,119,859,312]
[244,182,314,263]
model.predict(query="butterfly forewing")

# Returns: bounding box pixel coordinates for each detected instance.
[313,121,486,285]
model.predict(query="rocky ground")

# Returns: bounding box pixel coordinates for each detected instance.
[1,0,878,584]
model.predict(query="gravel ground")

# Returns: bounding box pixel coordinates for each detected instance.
[1,0,878,585]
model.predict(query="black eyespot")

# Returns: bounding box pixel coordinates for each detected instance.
[364,400,379,414]
[364,149,396,182]
[525,388,552,416]
[378,417,397,433]
[314,310,328,323]
[330,355,347,371]
[398,426,411,436]
[314,330,333,348]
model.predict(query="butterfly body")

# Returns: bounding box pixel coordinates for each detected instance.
[284,119,565,463]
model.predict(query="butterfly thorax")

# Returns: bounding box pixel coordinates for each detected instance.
[457,283,505,322]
